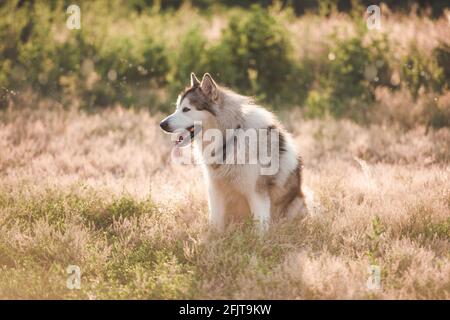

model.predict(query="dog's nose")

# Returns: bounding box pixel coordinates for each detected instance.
[160,119,170,132]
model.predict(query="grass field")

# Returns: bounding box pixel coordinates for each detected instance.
[0,0,449,300]
[0,105,449,299]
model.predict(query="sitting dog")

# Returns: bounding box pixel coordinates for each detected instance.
[160,73,307,233]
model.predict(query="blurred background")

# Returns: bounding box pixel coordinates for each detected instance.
[0,0,449,127]
[1,1,450,299]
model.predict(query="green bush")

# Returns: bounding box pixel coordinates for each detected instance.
[0,0,448,128]
[128,0,450,18]
[420,94,450,129]
[171,6,312,108]
[304,89,332,118]
[434,43,450,85]
[0,1,169,108]
[208,5,312,107]
[5,4,59,97]
[305,32,392,120]
[401,44,445,99]
[0,1,30,90]
[170,28,209,94]
[91,32,169,107]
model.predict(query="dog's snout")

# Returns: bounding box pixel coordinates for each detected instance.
[160,119,171,132]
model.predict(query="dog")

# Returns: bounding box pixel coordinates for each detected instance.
[160,73,307,233]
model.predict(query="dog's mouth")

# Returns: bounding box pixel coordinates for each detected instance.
[173,125,200,148]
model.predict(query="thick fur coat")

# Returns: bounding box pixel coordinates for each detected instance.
[160,73,307,233]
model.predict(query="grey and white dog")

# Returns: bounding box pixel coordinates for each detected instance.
[160,73,307,233]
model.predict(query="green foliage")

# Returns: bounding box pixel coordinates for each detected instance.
[89,32,169,107]
[0,188,100,228]
[104,243,197,299]
[306,32,391,120]
[171,27,209,94]
[434,43,450,85]
[172,6,312,107]
[0,1,448,127]
[211,5,312,107]
[366,216,385,265]
[0,187,156,232]
[419,94,450,129]
[403,204,450,242]
[128,0,449,17]
[0,1,169,108]
[401,44,446,99]
[82,195,156,229]
[304,89,332,118]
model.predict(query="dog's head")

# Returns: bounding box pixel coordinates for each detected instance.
[160,72,219,147]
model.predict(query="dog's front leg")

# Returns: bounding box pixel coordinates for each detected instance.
[208,184,226,231]
[247,192,271,234]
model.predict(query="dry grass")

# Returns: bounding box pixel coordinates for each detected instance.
[0,105,449,299]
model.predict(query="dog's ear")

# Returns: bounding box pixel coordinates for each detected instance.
[190,72,200,87]
[200,73,218,100]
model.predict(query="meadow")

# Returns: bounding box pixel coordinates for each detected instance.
[0,104,449,299]
[0,1,449,299]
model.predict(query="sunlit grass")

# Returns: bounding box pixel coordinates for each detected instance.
[0,106,448,299]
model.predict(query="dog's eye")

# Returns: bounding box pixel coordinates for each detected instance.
[182,107,191,112]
